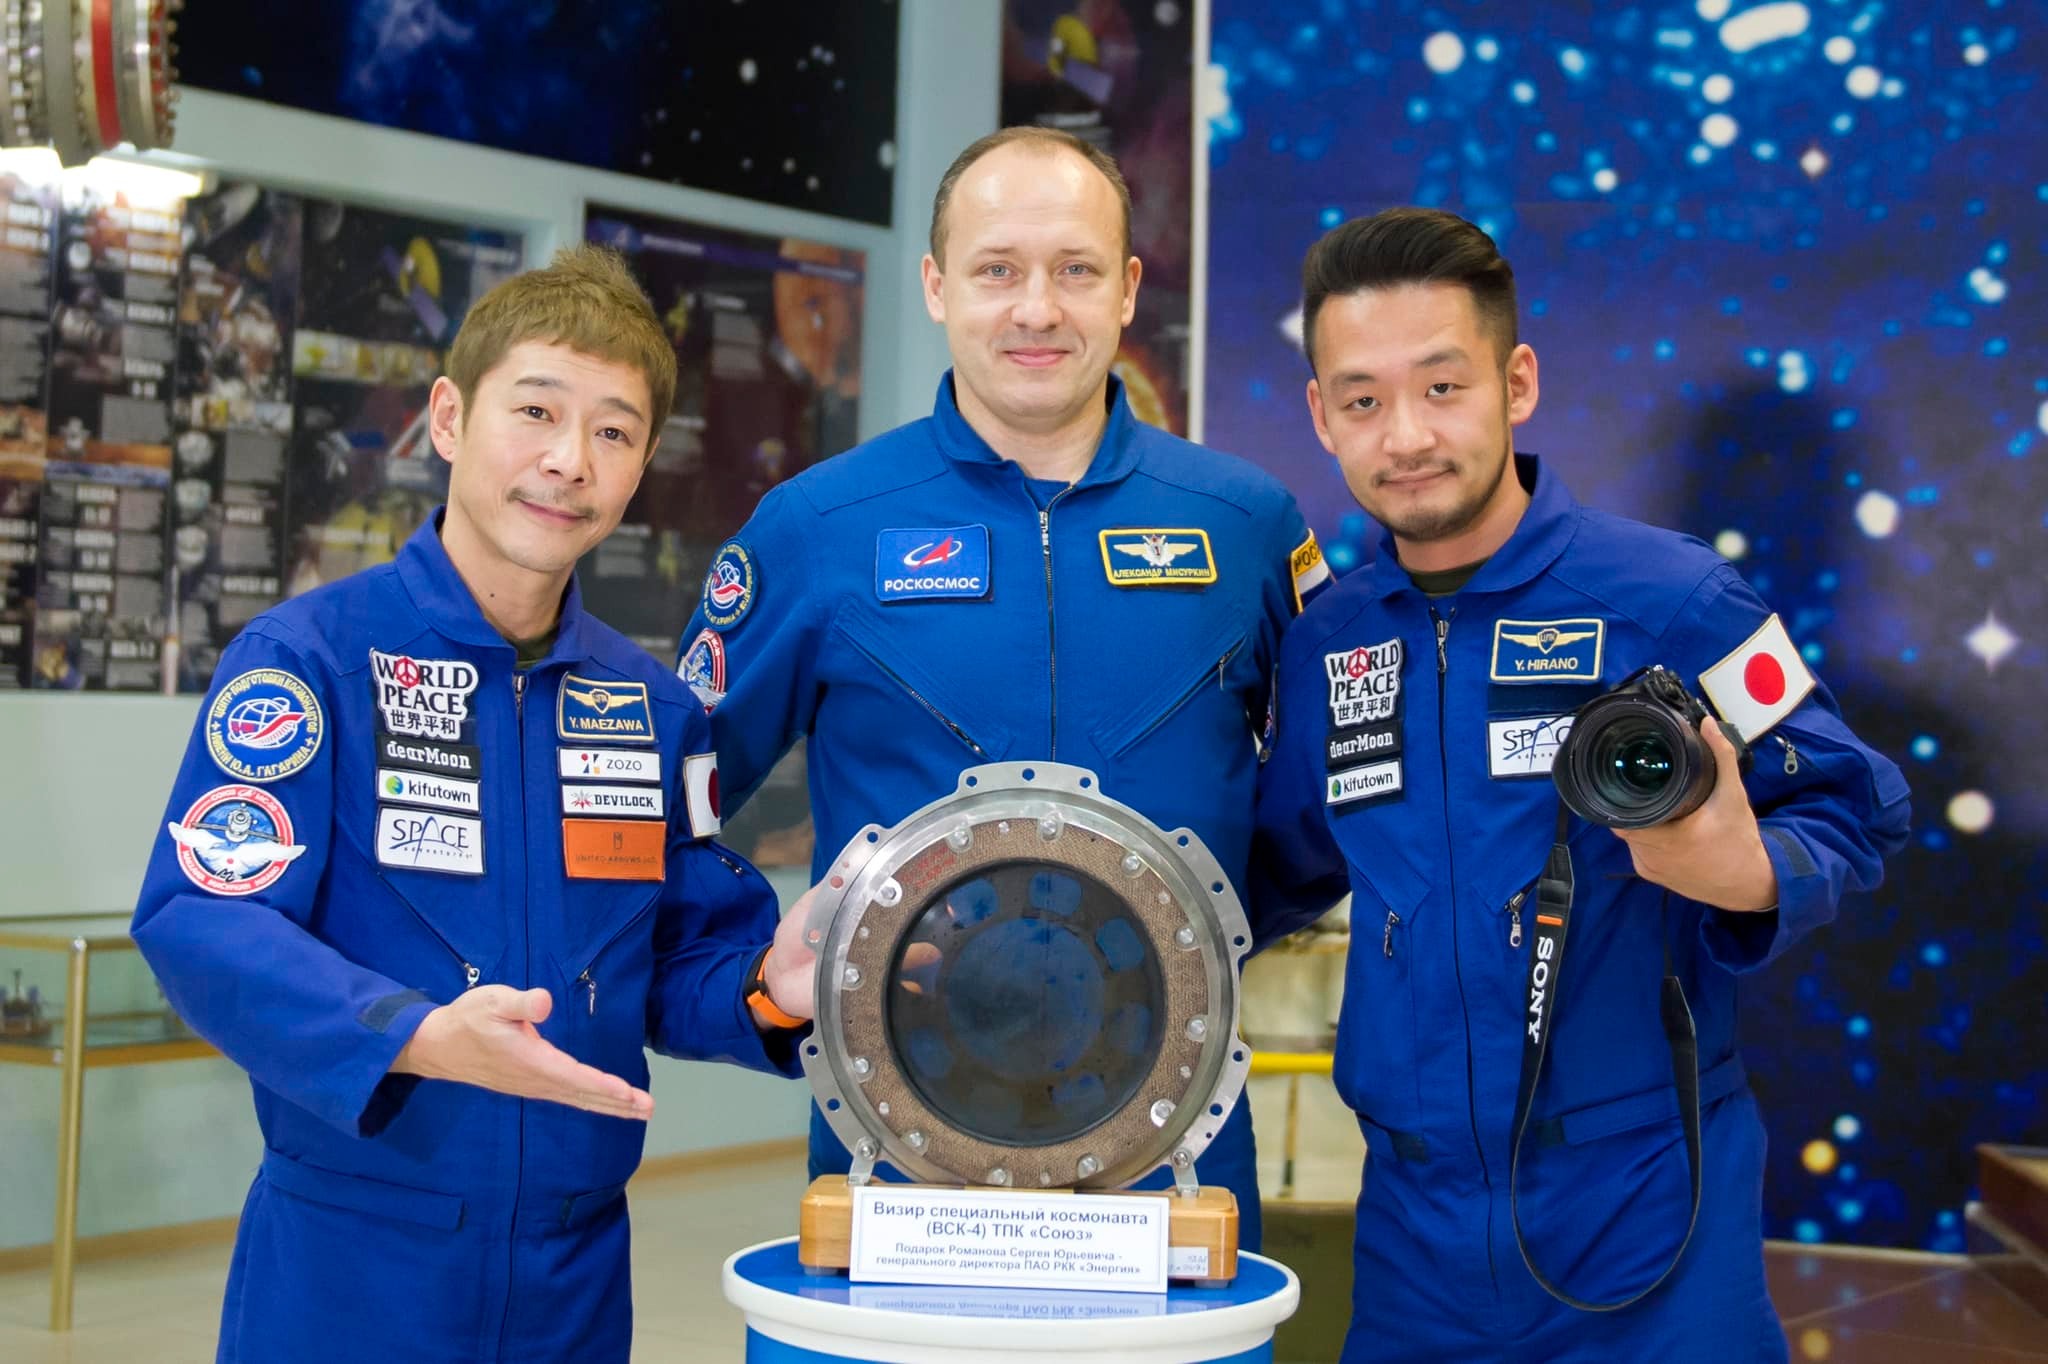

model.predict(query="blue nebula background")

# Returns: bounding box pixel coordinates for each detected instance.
[1206,0,2044,1250]
[176,0,902,226]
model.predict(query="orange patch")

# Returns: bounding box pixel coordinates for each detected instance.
[563,819,666,881]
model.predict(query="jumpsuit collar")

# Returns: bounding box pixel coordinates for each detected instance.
[393,509,592,664]
[1361,453,1580,601]
[929,369,1144,489]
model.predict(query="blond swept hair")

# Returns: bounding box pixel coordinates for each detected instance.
[445,243,677,443]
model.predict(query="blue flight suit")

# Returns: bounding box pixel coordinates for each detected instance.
[1254,456,1910,1361]
[133,513,795,1364]
[678,374,1326,1250]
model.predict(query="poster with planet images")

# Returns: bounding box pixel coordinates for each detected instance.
[282,199,522,608]
[1002,0,1195,435]
[169,184,303,691]
[586,204,866,868]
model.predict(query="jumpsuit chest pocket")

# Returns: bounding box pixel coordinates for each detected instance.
[831,611,1013,759]
[346,860,507,996]
[1089,615,1249,760]
[1331,829,1434,1131]
[548,881,663,1026]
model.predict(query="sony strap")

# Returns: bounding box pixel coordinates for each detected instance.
[1507,804,1704,1312]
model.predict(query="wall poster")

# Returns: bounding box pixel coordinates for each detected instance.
[587,204,867,869]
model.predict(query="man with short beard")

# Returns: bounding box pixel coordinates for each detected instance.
[1252,208,1908,1361]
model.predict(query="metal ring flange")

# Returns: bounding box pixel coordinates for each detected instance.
[801,762,1254,1191]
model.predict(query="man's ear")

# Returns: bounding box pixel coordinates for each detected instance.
[428,376,464,465]
[921,253,946,325]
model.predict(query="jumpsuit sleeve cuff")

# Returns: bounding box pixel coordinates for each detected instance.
[1698,825,1822,974]
[661,945,801,1077]
[348,995,439,1139]
[724,953,809,1079]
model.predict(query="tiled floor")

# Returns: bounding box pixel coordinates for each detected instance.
[2,1152,2043,1362]
[1769,1246,2048,1362]
[0,1156,812,1364]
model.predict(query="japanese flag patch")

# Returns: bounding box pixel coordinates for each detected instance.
[684,752,721,839]
[1699,613,1816,742]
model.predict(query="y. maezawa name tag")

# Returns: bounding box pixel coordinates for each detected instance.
[849,1186,1170,1294]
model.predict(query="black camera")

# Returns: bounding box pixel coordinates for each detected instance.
[1551,666,1749,829]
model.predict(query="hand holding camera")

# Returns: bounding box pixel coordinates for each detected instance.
[1552,666,1778,913]
[1606,715,1777,911]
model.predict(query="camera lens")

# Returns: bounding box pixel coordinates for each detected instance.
[1554,692,1715,829]
[1599,727,1675,801]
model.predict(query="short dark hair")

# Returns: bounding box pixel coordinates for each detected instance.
[1299,208,1518,371]
[928,126,1133,268]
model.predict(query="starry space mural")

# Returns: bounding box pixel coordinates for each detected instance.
[174,0,902,226]
[1203,0,2044,1250]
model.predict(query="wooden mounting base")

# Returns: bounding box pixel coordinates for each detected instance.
[796,1175,1240,1283]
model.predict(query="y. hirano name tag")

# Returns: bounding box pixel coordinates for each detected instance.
[849,1186,1169,1294]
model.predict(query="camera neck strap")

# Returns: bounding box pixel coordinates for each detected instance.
[1508,805,1703,1313]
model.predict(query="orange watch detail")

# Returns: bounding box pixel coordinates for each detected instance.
[746,947,804,1031]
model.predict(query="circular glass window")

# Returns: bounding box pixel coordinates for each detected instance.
[886,860,1166,1146]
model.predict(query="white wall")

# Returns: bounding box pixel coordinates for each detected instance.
[0,0,1000,1252]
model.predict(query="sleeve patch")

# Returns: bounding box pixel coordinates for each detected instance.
[684,752,722,838]
[1291,532,1332,613]
[702,541,757,630]
[1699,613,1816,742]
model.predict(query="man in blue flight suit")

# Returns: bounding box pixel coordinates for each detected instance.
[676,128,1330,1248]
[133,246,818,1364]
[1253,209,1910,1361]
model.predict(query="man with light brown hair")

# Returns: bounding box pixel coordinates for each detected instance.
[133,244,820,1363]
[680,129,1332,1250]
